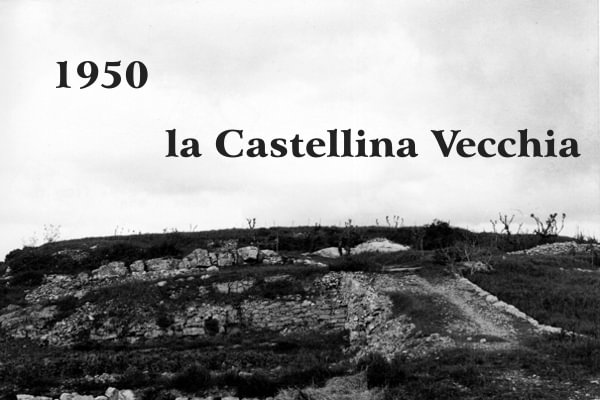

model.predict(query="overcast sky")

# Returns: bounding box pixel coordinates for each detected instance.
[1,0,598,258]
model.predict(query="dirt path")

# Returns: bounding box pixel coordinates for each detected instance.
[307,271,600,399]
[370,272,540,351]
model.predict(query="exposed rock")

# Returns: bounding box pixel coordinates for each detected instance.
[25,274,82,303]
[181,248,212,268]
[73,395,94,400]
[60,394,85,400]
[105,387,118,400]
[213,279,255,294]
[510,241,598,256]
[92,262,128,279]
[77,272,90,282]
[260,249,283,265]
[215,252,236,267]
[118,390,135,400]
[0,304,58,339]
[15,389,133,400]
[129,260,146,274]
[313,239,409,258]
[312,247,345,258]
[237,246,259,263]
[207,266,219,274]
[146,258,178,272]
[293,258,328,268]
[351,238,410,254]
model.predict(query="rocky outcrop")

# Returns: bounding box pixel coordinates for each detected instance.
[213,279,255,294]
[92,262,128,279]
[312,238,410,258]
[25,274,87,303]
[6,274,356,345]
[510,241,598,256]
[17,387,135,400]
[260,249,283,264]
[0,304,58,340]
[338,273,394,346]
[145,257,180,272]
[351,238,410,254]
[25,245,287,304]
[237,246,259,263]
[180,248,212,268]
[312,247,345,258]
[129,260,145,274]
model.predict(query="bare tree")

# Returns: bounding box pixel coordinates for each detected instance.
[530,212,566,238]
[498,213,515,236]
[246,218,257,244]
[489,219,498,233]
[338,218,353,256]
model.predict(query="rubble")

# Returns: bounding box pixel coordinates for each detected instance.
[510,241,598,256]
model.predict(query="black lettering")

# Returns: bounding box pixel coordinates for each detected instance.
[166,129,178,157]
[306,138,326,157]
[431,130,461,157]
[216,129,243,158]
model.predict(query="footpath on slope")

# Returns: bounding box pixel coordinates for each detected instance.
[297,271,600,400]
[353,272,543,358]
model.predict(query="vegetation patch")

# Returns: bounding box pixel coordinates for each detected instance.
[0,330,349,395]
[362,338,600,400]
[389,292,462,336]
[469,254,600,335]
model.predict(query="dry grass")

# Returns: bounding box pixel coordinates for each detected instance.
[276,372,382,400]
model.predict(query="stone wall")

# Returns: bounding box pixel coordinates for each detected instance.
[4,273,357,345]
[4,272,407,353]
[241,298,347,333]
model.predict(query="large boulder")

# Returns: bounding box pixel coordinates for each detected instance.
[208,240,238,267]
[72,395,94,400]
[207,266,219,274]
[180,248,211,268]
[60,394,92,400]
[117,390,135,400]
[352,238,409,254]
[92,262,128,279]
[214,251,236,267]
[260,249,283,264]
[146,258,178,272]
[129,260,146,274]
[312,247,347,258]
[237,246,259,263]
[104,388,118,400]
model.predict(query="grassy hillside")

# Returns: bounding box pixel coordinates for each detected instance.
[1,222,598,399]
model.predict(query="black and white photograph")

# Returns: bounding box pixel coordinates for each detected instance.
[0,1,599,399]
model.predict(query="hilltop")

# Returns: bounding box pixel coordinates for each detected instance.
[1,222,599,400]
